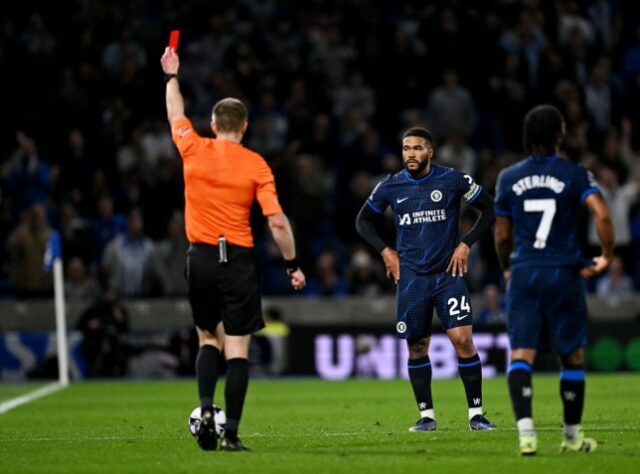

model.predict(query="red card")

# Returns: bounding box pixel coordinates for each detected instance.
[169,30,180,51]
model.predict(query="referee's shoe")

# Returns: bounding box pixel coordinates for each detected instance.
[221,436,250,451]
[196,410,218,451]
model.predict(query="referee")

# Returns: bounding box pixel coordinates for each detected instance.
[161,47,306,452]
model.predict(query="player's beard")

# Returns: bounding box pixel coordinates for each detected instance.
[404,157,429,177]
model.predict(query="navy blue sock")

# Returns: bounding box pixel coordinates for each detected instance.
[508,359,533,420]
[196,345,220,411]
[560,365,585,425]
[458,354,483,409]
[408,356,433,413]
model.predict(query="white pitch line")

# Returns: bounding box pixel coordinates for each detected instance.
[0,382,66,415]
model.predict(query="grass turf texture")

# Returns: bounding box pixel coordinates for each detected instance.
[1,375,637,473]
[0,383,47,404]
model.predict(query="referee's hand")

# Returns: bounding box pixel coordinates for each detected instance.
[288,268,306,291]
[161,46,180,74]
[447,242,469,277]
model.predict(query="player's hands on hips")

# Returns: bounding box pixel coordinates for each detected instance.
[381,247,400,284]
[161,47,180,74]
[446,242,469,277]
[288,268,306,291]
[580,255,612,279]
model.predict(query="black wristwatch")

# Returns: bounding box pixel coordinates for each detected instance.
[285,257,299,275]
[164,73,178,83]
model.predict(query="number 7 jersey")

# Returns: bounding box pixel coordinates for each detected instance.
[494,155,600,269]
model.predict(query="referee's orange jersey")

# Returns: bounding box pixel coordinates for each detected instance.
[171,117,283,247]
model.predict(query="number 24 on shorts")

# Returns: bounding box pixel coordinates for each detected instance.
[448,296,470,319]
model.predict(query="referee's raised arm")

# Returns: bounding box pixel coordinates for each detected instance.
[160,47,185,123]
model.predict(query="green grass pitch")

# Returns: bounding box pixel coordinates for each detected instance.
[1,375,638,473]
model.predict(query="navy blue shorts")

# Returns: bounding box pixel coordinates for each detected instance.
[506,266,588,356]
[396,269,473,340]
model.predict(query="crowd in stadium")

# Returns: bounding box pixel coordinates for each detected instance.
[1,0,639,305]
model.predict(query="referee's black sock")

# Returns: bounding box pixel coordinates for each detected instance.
[507,360,533,421]
[196,345,220,412]
[560,365,585,427]
[408,356,434,417]
[224,358,249,441]
[457,354,483,413]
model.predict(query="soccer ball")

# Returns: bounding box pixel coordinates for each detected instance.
[188,405,226,437]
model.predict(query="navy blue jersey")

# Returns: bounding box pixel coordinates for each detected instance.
[367,165,482,274]
[494,155,600,269]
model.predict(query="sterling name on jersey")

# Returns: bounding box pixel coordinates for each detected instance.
[494,155,600,269]
[367,165,482,274]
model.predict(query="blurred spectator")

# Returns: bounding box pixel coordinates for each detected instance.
[596,256,634,296]
[116,127,149,177]
[499,7,547,89]
[59,202,91,265]
[20,13,56,58]
[102,209,163,296]
[245,92,289,156]
[253,306,291,375]
[584,56,621,136]
[587,0,622,52]
[2,132,51,216]
[141,118,177,169]
[76,293,129,377]
[6,203,53,298]
[101,25,147,79]
[426,70,477,141]
[91,195,127,260]
[156,210,189,296]
[305,249,349,297]
[437,133,477,175]
[588,166,639,263]
[65,257,99,300]
[476,284,507,325]
[57,129,95,202]
[347,248,387,296]
[332,70,376,120]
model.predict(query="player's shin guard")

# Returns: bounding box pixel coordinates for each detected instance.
[458,354,483,417]
[196,345,221,411]
[508,360,533,422]
[408,356,434,417]
[560,365,585,441]
[225,358,249,441]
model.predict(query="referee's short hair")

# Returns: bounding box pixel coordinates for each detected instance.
[402,127,434,145]
[212,97,248,133]
[523,104,565,155]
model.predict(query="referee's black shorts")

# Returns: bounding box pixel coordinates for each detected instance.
[185,243,265,336]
